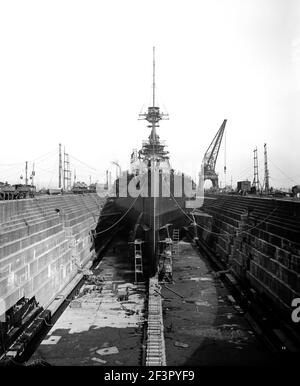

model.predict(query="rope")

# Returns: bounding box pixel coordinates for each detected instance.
[93,195,139,236]
[269,159,298,185]
[237,206,278,235]
[93,171,282,239]
[93,179,146,236]
[161,176,222,236]
[162,176,280,237]
[68,154,101,173]
[36,316,53,327]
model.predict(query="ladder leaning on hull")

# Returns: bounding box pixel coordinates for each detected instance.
[172,228,180,257]
[134,239,144,283]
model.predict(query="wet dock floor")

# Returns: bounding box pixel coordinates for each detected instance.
[162,240,274,366]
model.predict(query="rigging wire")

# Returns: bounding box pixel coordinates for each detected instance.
[45,158,58,189]
[35,165,58,174]
[93,179,146,236]
[0,162,24,166]
[0,149,56,168]
[162,175,279,237]
[93,195,139,236]
[68,154,102,173]
[232,166,253,183]
[0,150,57,179]
[269,159,298,185]
[31,149,57,163]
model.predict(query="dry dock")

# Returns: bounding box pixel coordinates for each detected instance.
[1,193,300,366]
[27,238,275,366]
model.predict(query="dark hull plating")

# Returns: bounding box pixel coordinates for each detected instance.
[95,174,194,276]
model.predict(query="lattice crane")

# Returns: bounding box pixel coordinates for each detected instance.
[203,119,227,188]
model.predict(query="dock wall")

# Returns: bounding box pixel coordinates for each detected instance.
[0,194,103,314]
[199,195,300,318]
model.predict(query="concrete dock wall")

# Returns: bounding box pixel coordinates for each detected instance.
[200,195,300,318]
[0,194,103,313]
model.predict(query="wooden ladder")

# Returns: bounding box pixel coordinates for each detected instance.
[172,228,180,257]
[134,240,143,283]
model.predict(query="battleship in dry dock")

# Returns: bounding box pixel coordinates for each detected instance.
[95,48,199,276]
[1,48,300,367]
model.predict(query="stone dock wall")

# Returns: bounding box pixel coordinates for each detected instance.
[199,195,300,318]
[0,194,103,313]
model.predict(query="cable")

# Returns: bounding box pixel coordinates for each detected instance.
[94,194,139,236]
[269,159,298,185]
[0,150,56,171]
[35,165,57,174]
[161,175,221,236]
[93,179,146,236]
[237,206,278,235]
[162,175,280,237]
[233,165,253,182]
[68,154,101,172]
[0,150,57,185]
[32,149,57,163]
[0,162,23,166]
[46,159,58,189]
[0,164,24,174]
[36,316,53,328]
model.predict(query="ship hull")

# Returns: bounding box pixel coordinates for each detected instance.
[95,180,193,276]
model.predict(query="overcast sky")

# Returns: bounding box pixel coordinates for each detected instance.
[0,0,299,189]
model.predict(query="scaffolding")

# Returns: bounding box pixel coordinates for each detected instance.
[63,149,72,191]
[158,238,173,283]
[252,147,260,192]
[263,143,270,195]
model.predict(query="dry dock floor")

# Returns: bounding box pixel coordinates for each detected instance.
[30,241,145,366]
[30,239,275,366]
[162,240,275,366]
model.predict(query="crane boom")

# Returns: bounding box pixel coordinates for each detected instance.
[203,119,227,188]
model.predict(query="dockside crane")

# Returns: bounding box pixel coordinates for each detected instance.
[203,119,227,189]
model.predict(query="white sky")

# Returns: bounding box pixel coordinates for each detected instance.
[0,0,299,189]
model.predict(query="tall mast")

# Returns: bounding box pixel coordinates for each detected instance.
[25,161,28,185]
[152,46,157,271]
[152,46,155,108]
[264,143,269,195]
[59,143,62,189]
[138,47,168,138]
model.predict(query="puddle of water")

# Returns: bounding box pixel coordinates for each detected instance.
[190,277,213,282]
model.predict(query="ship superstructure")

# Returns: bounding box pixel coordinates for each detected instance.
[95,48,197,276]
